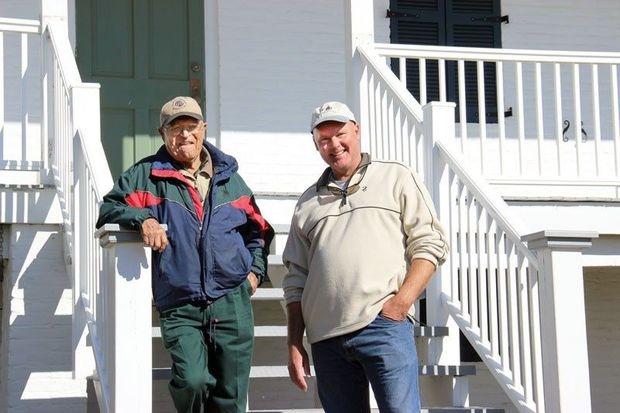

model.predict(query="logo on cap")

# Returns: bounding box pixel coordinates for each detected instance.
[173,99,186,108]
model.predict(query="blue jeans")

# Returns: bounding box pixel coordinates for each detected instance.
[311,314,420,413]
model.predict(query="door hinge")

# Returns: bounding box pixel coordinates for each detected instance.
[471,15,509,24]
[386,9,420,18]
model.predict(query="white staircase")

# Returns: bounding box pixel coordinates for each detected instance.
[3,1,617,411]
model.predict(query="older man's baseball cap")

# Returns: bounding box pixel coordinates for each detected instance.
[310,101,356,131]
[160,96,203,127]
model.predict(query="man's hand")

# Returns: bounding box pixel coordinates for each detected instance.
[380,294,410,321]
[380,258,437,321]
[287,342,311,391]
[140,218,168,252]
[247,272,259,295]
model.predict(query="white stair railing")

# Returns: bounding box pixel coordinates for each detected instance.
[0,18,46,172]
[436,139,544,413]
[41,18,153,412]
[357,43,545,413]
[374,43,620,181]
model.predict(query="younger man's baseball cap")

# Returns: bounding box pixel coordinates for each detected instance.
[160,96,203,127]
[310,101,356,131]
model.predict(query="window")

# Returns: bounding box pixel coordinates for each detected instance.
[389,0,505,122]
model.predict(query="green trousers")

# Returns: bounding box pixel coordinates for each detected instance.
[159,280,254,413]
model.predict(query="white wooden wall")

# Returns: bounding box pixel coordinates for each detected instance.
[0,224,86,413]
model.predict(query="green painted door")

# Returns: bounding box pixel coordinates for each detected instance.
[76,0,205,177]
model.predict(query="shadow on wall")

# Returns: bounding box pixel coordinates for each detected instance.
[1,29,43,164]
[4,225,86,411]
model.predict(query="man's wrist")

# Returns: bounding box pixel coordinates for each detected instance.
[287,339,304,348]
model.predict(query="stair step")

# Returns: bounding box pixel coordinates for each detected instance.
[268,254,283,266]
[253,288,284,300]
[248,408,503,413]
[152,325,447,339]
[0,183,51,189]
[152,364,475,381]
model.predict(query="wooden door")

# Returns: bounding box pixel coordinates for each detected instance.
[76,0,205,177]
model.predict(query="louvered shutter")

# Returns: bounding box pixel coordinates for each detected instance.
[446,0,502,122]
[389,0,446,104]
[390,0,502,123]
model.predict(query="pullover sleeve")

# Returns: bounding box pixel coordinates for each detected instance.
[96,166,155,230]
[399,167,449,267]
[282,213,310,305]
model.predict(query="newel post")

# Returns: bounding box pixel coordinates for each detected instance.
[97,224,153,413]
[422,102,467,405]
[344,0,374,119]
[522,230,597,413]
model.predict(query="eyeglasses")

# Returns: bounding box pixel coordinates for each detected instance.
[165,121,202,136]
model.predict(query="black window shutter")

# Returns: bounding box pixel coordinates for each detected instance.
[390,0,503,123]
[446,0,502,122]
[389,0,446,104]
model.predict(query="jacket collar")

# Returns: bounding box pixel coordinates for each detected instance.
[151,140,238,183]
[315,152,372,192]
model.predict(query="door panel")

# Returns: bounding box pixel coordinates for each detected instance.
[91,0,133,77]
[77,0,205,178]
[101,108,135,178]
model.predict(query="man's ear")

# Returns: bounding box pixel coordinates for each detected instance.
[158,127,165,141]
[311,132,319,151]
[354,123,360,140]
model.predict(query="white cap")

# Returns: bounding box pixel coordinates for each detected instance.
[310,101,356,131]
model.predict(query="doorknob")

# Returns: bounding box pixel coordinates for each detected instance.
[190,78,201,104]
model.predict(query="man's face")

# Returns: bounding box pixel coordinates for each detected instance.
[313,120,361,180]
[160,116,205,165]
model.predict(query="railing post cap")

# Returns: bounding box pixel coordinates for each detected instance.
[422,101,457,110]
[521,230,598,250]
[95,223,167,248]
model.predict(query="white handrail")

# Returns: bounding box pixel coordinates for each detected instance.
[357,44,425,176]
[358,45,423,120]
[0,17,41,34]
[42,19,128,412]
[435,140,535,262]
[374,43,620,181]
[375,43,620,64]
[45,21,82,88]
[356,43,545,413]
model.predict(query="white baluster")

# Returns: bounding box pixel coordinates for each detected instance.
[516,62,526,175]
[573,64,583,176]
[496,61,506,176]
[554,63,563,176]
[477,60,487,174]
[611,65,620,176]
[535,62,544,175]
[439,59,446,102]
[592,64,601,176]
[487,215,499,357]
[420,58,427,105]
[458,60,468,153]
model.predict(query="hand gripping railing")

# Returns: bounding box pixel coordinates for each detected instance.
[41,19,153,413]
[356,43,545,413]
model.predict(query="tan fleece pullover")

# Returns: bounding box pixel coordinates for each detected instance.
[282,154,448,344]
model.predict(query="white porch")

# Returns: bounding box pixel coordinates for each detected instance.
[1,1,619,412]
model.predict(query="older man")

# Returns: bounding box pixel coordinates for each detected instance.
[282,101,448,413]
[97,96,273,413]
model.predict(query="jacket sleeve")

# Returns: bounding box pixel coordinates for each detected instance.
[399,167,449,267]
[281,212,309,305]
[96,167,155,230]
[235,177,274,284]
